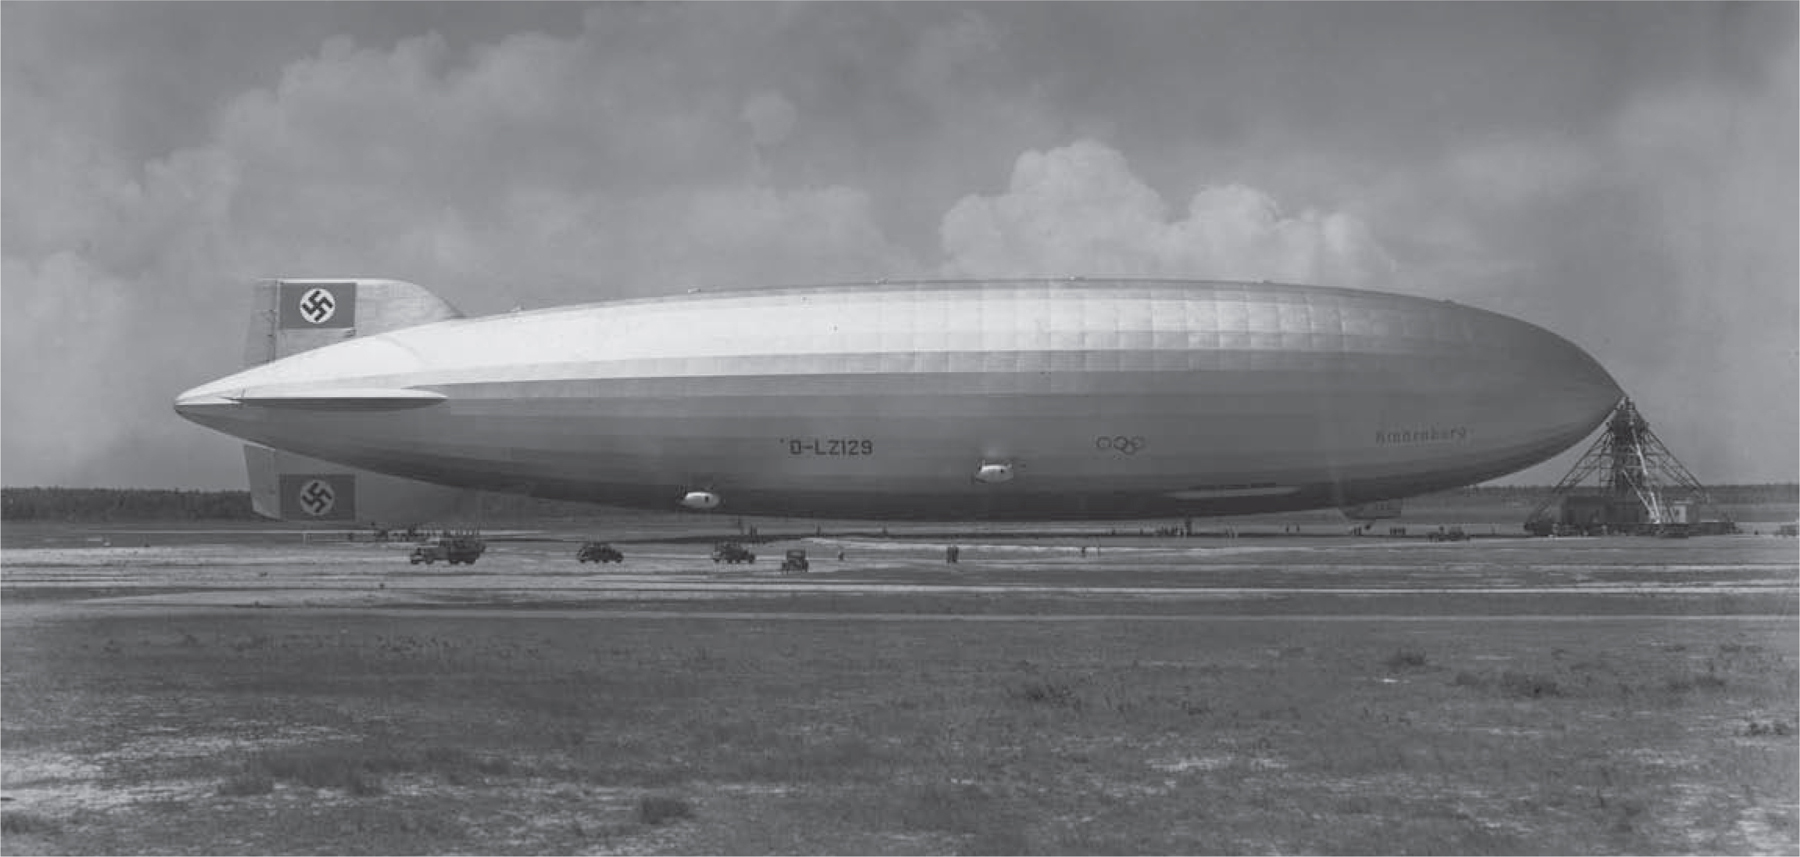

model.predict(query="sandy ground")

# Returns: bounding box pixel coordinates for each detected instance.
[5,530,1796,606]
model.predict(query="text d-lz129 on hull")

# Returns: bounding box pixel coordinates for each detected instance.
[175,278,1622,522]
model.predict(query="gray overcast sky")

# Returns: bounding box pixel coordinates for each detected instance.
[3,2,1795,490]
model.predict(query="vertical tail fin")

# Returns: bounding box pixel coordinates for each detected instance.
[238,279,473,526]
[242,278,464,367]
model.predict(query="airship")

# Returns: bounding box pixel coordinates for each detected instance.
[174,278,1622,523]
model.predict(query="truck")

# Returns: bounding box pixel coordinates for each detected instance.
[780,549,809,574]
[711,542,756,564]
[409,533,486,565]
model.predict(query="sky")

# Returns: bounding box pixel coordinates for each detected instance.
[3,1,1796,491]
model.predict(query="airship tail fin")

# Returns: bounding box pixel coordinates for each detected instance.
[243,445,479,526]
[242,278,464,367]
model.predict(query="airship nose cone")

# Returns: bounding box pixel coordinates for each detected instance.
[1563,336,1623,410]
[1523,323,1625,448]
[1584,359,1624,409]
[173,383,239,431]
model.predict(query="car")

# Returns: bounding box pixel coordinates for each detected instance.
[712,542,756,564]
[577,541,624,563]
[780,549,809,574]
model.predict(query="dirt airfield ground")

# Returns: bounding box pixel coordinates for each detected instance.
[2,520,1797,855]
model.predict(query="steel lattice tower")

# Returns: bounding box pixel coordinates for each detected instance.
[1523,398,1731,534]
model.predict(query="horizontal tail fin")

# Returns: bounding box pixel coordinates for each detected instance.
[244,446,479,526]
[243,278,463,367]
[230,387,448,410]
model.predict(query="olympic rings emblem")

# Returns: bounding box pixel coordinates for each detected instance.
[1095,435,1147,455]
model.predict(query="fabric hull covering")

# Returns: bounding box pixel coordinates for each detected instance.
[178,279,1622,519]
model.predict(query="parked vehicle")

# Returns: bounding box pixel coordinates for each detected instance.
[410,533,486,565]
[712,542,756,564]
[576,541,624,563]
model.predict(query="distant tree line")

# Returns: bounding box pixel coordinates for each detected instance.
[1442,483,1798,505]
[473,493,630,521]
[0,487,633,523]
[1408,483,1796,510]
[2,487,258,522]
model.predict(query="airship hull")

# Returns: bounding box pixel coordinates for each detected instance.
[177,280,1622,520]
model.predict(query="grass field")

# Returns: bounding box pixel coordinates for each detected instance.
[3,611,1795,853]
[2,530,1796,854]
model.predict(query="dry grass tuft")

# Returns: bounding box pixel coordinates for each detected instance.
[220,744,515,797]
[1011,677,1082,709]
[1498,670,1564,698]
[637,794,694,826]
[1453,669,1566,698]
[216,768,275,796]
[1,811,60,836]
[1384,647,1430,670]
[1744,719,1795,737]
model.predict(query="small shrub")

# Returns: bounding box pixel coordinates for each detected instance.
[1498,671,1563,698]
[0,811,59,835]
[964,826,1034,855]
[1452,670,1487,689]
[898,782,999,835]
[420,746,512,782]
[637,794,694,826]
[1744,719,1794,737]
[217,769,275,796]
[343,770,384,797]
[252,748,386,795]
[1012,679,1082,709]
[1666,673,1728,694]
[262,749,362,789]
[1384,648,1429,670]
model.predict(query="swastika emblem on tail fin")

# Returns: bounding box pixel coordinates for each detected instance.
[277,282,356,329]
[298,288,336,325]
[276,474,355,520]
[298,479,336,516]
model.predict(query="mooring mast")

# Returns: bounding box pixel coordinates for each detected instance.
[1523,398,1732,535]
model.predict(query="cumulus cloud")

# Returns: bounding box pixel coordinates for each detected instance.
[1,253,220,486]
[678,184,911,286]
[3,4,1790,489]
[741,91,797,149]
[1368,36,1798,483]
[1442,137,1600,211]
[900,9,1002,100]
[1594,43,1799,480]
[1,17,924,487]
[940,140,1391,286]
